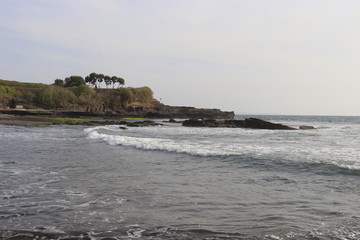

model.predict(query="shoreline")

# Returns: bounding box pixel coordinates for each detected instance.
[0,106,236,126]
[0,109,116,126]
[0,107,235,127]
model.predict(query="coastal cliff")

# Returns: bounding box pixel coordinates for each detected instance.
[0,78,234,119]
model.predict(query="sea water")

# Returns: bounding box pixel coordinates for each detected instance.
[1,115,360,239]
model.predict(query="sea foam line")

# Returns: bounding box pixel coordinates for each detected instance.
[84,126,360,171]
[85,127,223,157]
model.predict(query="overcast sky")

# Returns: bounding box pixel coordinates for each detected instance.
[1,0,360,115]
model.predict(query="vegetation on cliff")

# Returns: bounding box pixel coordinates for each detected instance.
[0,73,153,113]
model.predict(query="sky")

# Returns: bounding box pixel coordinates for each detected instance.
[1,0,360,115]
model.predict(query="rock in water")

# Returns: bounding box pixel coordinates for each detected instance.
[182,119,221,127]
[182,118,295,130]
[299,125,316,130]
[244,118,296,130]
[126,120,164,127]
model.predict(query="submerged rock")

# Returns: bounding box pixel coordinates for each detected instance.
[299,125,316,130]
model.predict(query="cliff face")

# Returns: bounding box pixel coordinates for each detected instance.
[0,102,235,120]
[122,99,234,119]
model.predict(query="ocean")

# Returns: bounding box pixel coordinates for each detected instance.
[1,115,360,240]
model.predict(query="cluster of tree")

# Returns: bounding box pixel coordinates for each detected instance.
[53,76,85,88]
[53,73,124,89]
[85,73,125,89]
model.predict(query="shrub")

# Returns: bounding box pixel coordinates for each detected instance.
[38,86,77,109]
[118,88,133,108]
[132,86,153,103]
[0,86,15,95]
[69,85,95,97]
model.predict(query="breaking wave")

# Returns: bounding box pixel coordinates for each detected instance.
[84,125,360,171]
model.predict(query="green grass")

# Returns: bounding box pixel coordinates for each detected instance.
[44,117,98,124]
[0,79,48,93]
[121,117,150,121]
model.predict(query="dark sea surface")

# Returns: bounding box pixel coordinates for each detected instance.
[1,115,360,239]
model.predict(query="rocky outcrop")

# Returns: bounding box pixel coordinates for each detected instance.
[182,119,221,127]
[243,118,296,130]
[183,118,296,130]
[0,103,235,120]
[144,105,235,119]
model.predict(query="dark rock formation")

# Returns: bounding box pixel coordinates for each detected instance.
[224,119,246,128]
[244,118,296,130]
[126,120,163,127]
[144,105,235,119]
[182,119,221,127]
[183,118,296,130]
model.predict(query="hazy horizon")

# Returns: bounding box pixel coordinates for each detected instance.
[1,0,360,116]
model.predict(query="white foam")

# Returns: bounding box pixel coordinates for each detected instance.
[127,227,145,238]
[86,128,224,156]
[84,124,360,169]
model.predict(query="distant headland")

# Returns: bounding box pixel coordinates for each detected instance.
[0,74,315,130]
[0,73,234,124]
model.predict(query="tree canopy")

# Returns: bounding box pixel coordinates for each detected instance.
[64,76,85,87]
[85,72,125,89]
[53,79,64,87]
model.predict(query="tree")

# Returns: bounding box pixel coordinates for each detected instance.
[97,74,104,88]
[85,72,125,89]
[85,72,98,88]
[118,87,132,108]
[53,79,64,87]
[111,76,117,89]
[114,77,125,88]
[64,76,85,88]
[104,75,112,88]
